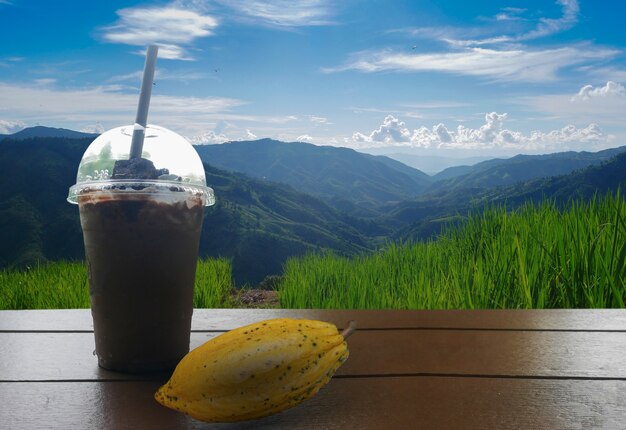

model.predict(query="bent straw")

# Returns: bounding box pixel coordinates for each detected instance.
[129,45,159,159]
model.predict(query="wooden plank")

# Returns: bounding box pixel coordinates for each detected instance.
[2,308,626,332]
[0,309,93,331]
[2,330,626,381]
[1,378,624,429]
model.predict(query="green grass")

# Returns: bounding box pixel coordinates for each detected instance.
[0,258,233,310]
[193,258,234,308]
[279,192,626,309]
[3,194,626,310]
[0,261,90,309]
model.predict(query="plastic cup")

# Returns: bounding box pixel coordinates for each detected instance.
[68,124,215,372]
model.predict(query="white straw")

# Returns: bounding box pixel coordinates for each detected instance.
[129,45,159,159]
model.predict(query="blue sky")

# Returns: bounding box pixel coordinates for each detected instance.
[1,0,626,157]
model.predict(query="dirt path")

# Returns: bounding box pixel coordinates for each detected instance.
[230,289,280,308]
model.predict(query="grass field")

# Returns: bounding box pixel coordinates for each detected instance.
[279,192,626,309]
[0,258,233,310]
[2,193,625,310]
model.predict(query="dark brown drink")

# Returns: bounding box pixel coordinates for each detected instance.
[79,192,204,372]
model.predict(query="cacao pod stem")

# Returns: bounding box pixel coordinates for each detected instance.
[341,320,357,339]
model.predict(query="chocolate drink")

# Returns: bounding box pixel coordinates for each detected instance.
[79,191,204,372]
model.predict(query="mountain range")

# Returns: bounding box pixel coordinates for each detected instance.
[430,146,626,186]
[390,151,626,241]
[195,139,431,216]
[2,126,625,285]
[0,126,98,142]
[0,136,384,285]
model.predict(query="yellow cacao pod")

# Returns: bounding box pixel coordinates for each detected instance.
[154,318,353,422]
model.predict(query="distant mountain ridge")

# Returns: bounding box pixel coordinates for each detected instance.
[195,139,432,215]
[429,146,626,190]
[374,152,495,175]
[0,126,99,142]
[391,150,626,241]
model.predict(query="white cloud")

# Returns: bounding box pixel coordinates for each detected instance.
[571,81,625,101]
[518,0,578,41]
[309,115,328,124]
[581,66,626,83]
[218,0,333,27]
[401,101,471,109]
[520,81,626,126]
[326,46,617,83]
[80,124,105,134]
[494,8,526,22]
[349,106,424,120]
[100,5,218,60]
[353,115,411,144]
[245,129,258,139]
[188,130,230,144]
[0,56,23,67]
[296,134,313,142]
[0,119,26,134]
[0,81,245,136]
[107,68,212,84]
[33,78,57,86]
[422,0,579,47]
[330,1,613,84]
[107,71,144,83]
[351,113,609,152]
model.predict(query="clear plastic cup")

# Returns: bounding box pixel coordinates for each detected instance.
[68,124,214,372]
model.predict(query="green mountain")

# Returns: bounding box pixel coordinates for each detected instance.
[200,164,380,285]
[3,132,625,286]
[430,164,474,181]
[393,151,626,241]
[430,146,626,188]
[0,137,90,268]
[0,137,382,285]
[0,126,98,142]
[483,150,626,207]
[194,139,431,215]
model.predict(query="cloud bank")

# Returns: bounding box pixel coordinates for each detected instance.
[351,113,608,152]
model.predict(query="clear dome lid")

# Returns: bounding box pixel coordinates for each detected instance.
[67,124,214,206]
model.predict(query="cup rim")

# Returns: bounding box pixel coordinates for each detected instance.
[67,179,215,207]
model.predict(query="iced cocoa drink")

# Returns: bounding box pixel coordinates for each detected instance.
[79,189,204,372]
[68,124,215,373]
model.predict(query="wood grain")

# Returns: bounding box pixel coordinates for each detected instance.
[2,309,626,332]
[2,329,626,381]
[1,378,624,429]
[2,309,625,429]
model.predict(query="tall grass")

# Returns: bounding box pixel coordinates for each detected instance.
[0,258,233,310]
[0,261,90,309]
[279,192,626,309]
[194,258,234,308]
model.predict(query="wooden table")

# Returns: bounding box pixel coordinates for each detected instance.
[1,309,625,429]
